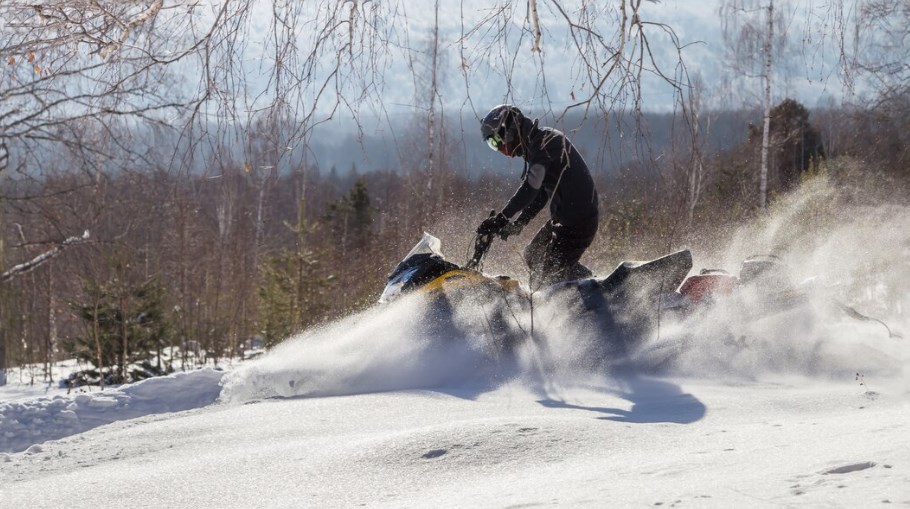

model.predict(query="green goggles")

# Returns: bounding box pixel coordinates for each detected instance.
[486,133,504,151]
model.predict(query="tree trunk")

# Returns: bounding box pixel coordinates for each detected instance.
[46,263,57,383]
[295,196,306,330]
[759,0,774,208]
[426,0,440,195]
[94,300,104,390]
[0,198,5,386]
[0,314,6,386]
[686,77,707,234]
[120,293,129,384]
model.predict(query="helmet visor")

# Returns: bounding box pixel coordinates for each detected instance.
[485,133,504,152]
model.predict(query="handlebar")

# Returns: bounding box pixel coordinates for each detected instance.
[464,232,494,271]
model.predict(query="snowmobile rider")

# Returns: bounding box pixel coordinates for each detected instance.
[475,104,599,288]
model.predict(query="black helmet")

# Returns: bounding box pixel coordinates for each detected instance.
[480,104,524,152]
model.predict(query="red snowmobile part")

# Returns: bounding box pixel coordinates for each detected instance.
[679,272,738,303]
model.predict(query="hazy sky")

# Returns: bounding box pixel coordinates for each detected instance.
[345,0,851,120]
[229,0,857,131]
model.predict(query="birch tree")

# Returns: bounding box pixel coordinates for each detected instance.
[721,0,790,209]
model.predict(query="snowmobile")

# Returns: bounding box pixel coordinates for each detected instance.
[380,233,901,353]
[380,232,695,355]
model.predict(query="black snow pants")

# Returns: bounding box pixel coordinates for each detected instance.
[523,217,597,289]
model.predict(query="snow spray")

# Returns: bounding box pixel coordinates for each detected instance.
[630,176,910,382]
[219,292,508,403]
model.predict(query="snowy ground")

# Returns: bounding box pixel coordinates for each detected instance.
[1,290,908,508]
[1,373,908,507]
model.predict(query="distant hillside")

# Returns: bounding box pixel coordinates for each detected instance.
[305,109,757,178]
[2,109,757,180]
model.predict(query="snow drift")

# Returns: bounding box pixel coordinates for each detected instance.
[0,369,223,453]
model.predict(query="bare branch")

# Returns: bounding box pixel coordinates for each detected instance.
[1,230,90,283]
[529,0,543,53]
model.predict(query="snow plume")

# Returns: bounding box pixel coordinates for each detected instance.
[634,302,907,383]
[636,176,910,383]
[219,293,510,403]
[218,285,616,404]
[705,176,909,319]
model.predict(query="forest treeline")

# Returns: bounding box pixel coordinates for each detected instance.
[1,95,907,384]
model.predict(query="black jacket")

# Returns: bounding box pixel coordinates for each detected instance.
[501,118,599,230]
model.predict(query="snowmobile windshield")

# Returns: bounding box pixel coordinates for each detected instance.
[379,233,454,303]
[403,232,444,260]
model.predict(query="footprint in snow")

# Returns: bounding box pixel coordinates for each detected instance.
[790,461,882,496]
[421,449,447,459]
[822,461,877,475]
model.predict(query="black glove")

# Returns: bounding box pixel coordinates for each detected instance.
[476,212,509,236]
[498,221,523,240]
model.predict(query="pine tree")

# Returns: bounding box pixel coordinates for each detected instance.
[258,195,331,347]
[768,98,825,190]
[323,177,377,311]
[326,176,373,251]
[64,277,171,384]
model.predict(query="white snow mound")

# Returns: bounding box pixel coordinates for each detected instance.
[0,368,224,453]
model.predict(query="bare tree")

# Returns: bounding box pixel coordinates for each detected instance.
[680,74,712,235]
[459,1,693,137]
[721,0,791,209]
[824,0,910,108]
[0,1,189,169]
